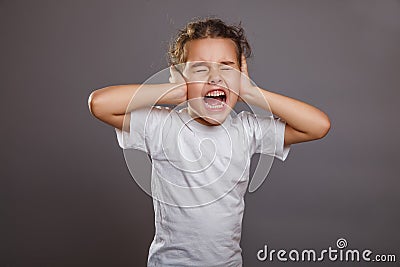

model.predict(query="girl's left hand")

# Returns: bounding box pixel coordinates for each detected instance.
[239,54,256,102]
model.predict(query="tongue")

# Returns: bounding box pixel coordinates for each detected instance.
[204,97,223,105]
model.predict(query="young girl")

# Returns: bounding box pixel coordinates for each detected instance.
[88,17,330,267]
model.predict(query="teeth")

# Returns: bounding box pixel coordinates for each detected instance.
[204,102,224,109]
[205,90,225,97]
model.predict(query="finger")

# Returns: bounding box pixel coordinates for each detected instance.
[170,64,186,83]
[170,65,178,76]
[241,54,248,76]
[169,65,175,83]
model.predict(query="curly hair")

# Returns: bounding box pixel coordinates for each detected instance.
[168,17,252,68]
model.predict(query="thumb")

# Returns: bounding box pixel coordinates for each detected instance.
[241,54,249,76]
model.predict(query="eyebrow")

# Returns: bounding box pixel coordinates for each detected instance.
[220,61,236,65]
[191,62,208,68]
[190,61,236,67]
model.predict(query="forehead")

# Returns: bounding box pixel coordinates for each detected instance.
[184,38,238,64]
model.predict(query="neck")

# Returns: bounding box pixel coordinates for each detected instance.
[188,108,221,126]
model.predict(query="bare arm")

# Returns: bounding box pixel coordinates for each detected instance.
[239,56,331,146]
[242,88,331,145]
[88,67,187,131]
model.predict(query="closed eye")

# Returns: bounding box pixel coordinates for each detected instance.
[194,68,208,73]
[220,65,234,71]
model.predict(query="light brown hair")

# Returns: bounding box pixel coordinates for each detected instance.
[168,17,252,68]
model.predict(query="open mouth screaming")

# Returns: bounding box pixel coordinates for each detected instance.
[203,89,227,111]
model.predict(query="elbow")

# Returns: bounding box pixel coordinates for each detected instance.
[88,89,105,119]
[315,115,331,139]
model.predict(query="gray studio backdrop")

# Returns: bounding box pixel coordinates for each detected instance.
[2,0,399,266]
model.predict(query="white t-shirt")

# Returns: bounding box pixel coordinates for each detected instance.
[115,106,291,267]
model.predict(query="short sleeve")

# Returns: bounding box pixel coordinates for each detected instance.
[240,111,291,161]
[114,106,170,155]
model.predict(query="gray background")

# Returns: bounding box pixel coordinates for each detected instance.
[2,0,399,266]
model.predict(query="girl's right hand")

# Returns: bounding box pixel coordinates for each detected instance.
[168,65,187,105]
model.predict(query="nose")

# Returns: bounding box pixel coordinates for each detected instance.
[208,68,223,84]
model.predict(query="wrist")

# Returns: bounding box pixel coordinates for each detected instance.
[162,83,187,105]
[240,86,260,105]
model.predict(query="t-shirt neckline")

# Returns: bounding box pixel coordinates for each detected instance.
[178,107,232,133]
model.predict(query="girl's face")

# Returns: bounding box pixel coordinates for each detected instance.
[182,38,241,126]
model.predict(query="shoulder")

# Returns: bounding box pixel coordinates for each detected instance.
[135,105,174,117]
[234,110,258,125]
[129,105,174,128]
[236,110,256,120]
[149,105,173,113]
[147,105,183,126]
[234,110,277,131]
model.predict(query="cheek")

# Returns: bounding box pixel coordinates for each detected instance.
[225,75,241,94]
[230,94,239,104]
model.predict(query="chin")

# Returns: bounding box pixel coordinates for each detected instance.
[203,112,229,125]
[188,101,233,126]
